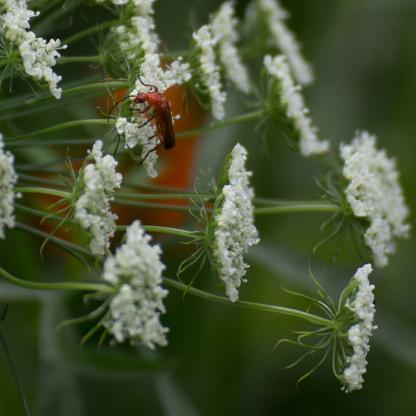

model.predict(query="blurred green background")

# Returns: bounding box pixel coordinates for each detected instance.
[1,0,416,414]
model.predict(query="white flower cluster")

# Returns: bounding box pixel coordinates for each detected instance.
[193,25,227,120]
[116,116,159,178]
[343,264,376,392]
[264,55,329,156]
[103,220,168,349]
[213,143,259,302]
[211,2,250,94]
[115,54,190,177]
[0,134,19,239]
[75,141,122,256]
[340,132,410,267]
[257,0,313,86]
[132,53,191,94]
[0,0,66,98]
[111,0,159,63]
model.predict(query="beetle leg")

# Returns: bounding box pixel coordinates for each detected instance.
[138,116,155,128]
[139,144,159,165]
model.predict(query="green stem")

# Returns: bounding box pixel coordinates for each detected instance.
[15,204,198,239]
[114,198,193,212]
[141,226,198,239]
[254,203,339,215]
[176,110,266,139]
[0,266,112,293]
[63,20,118,45]
[15,187,70,199]
[10,120,111,141]
[0,80,127,112]
[8,110,265,142]
[117,192,213,201]
[163,279,333,327]
[57,55,103,65]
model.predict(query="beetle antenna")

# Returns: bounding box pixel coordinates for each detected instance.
[107,95,136,121]
[137,76,158,93]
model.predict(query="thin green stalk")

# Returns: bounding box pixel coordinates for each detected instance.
[0,79,126,111]
[15,187,70,199]
[133,225,198,239]
[57,55,103,65]
[0,328,31,416]
[254,203,339,215]
[176,109,266,139]
[117,192,213,201]
[0,266,112,293]
[114,198,194,212]
[63,20,118,45]
[15,204,197,239]
[10,120,111,142]
[8,110,265,143]
[163,278,334,327]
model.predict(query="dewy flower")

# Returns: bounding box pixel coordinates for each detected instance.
[264,55,329,156]
[192,24,227,120]
[0,134,19,239]
[256,0,313,86]
[340,131,410,267]
[0,0,66,98]
[211,2,250,94]
[212,143,259,302]
[116,53,191,177]
[103,220,168,349]
[341,264,377,392]
[74,140,122,256]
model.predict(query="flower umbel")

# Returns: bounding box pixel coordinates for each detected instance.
[256,0,313,85]
[192,24,227,120]
[73,140,122,256]
[0,133,19,239]
[211,143,259,302]
[340,131,410,267]
[0,0,66,98]
[336,264,377,392]
[103,220,168,349]
[264,54,329,156]
[211,1,250,94]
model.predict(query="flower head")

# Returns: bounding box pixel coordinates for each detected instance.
[211,2,250,94]
[0,134,19,239]
[256,0,313,85]
[264,55,329,156]
[0,0,66,98]
[338,264,377,392]
[192,24,227,120]
[74,141,122,255]
[212,143,259,302]
[340,131,410,267]
[103,220,168,349]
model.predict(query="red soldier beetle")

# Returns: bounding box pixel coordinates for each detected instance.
[109,78,176,164]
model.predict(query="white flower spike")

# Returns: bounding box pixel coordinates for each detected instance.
[0,0,66,98]
[0,134,19,239]
[74,141,122,256]
[193,24,227,120]
[103,220,168,349]
[340,131,410,267]
[264,55,329,156]
[213,143,259,302]
[342,264,377,392]
[211,2,250,94]
[257,0,314,85]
